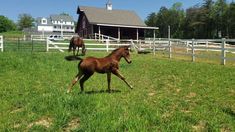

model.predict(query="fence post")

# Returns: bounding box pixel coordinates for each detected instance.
[0,36,3,52]
[31,39,34,52]
[206,41,208,52]
[186,41,189,53]
[46,38,49,52]
[18,37,20,51]
[221,38,226,65]
[106,39,109,52]
[169,39,172,58]
[192,39,195,62]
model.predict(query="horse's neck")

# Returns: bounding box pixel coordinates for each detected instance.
[108,52,122,62]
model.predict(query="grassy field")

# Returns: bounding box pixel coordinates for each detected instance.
[0,50,235,131]
[0,31,25,38]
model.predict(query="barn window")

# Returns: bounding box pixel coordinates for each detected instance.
[82,21,86,29]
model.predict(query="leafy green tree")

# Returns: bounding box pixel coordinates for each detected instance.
[17,14,34,30]
[227,2,235,38]
[145,0,234,39]
[214,0,228,38]
[145,12,157,37]
[0,15,16,33]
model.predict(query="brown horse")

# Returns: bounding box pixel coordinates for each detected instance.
[67,46,133,93]
[69,36,86,56]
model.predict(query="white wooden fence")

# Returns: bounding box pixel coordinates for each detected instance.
[31,35,75,41]
[151,38,235,65]
[46,39,132,52]
[46,37,235,65]
[0,36,3,52]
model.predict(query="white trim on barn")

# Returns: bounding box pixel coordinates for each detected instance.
[96,23,159,30]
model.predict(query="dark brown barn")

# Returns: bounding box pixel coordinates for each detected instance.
[76,1,158,40]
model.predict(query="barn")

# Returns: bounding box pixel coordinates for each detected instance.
[76,1,158,40]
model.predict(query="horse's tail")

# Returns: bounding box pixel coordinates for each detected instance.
[68,37,74,52]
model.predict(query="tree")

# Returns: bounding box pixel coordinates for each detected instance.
[145,12,157,37]
[60,12,70,16]
[0,15,16,33]
[17,14,34,30]
[214,0,228,38]
[227,2,235,38]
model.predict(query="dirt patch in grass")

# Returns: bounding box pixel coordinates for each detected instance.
[148,92,155,96]
[10,107,23,114]
[63,117,80,132]
[27,117,53,129]
[192,121,208,132]
[186,92,197,98]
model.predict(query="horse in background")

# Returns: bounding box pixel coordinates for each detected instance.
[69,36,86,56]
[67,46,133,93]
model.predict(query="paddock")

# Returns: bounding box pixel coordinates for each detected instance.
[1,36,235,65]
[0,51,235,131]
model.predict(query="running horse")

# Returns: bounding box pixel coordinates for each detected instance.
[67,46,133,93]
[69,36,86,56]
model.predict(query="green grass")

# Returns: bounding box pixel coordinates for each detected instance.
[0,51,235,131]
[0,31,25,38]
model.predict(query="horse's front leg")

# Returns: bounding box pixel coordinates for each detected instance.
[111,69,133,89]
[76,47,80,56]
[107,72,111,92]
[73,47,76,56]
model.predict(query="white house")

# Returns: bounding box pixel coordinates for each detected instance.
[36,14,75,33]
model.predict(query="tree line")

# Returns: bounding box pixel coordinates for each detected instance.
[0,14,34,33]
[145,0,235,39]
[0,13,70,33]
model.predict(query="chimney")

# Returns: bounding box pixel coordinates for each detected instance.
[106,0,112,10]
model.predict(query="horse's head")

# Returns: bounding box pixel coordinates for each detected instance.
[122,46,132,64]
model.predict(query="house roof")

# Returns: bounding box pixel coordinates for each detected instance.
[36,17,53,26]
[77,6,147,27]
[50,15,74,22]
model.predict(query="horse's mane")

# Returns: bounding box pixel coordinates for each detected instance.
[107,46,128,57]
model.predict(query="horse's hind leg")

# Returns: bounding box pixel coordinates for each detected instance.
[67,73,83,93]
[107,72,111,92]
[79,73,93,92]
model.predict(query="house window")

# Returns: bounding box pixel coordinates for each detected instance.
[41,18,47,24]
[54,26,56,29]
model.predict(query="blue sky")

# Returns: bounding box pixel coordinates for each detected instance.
[0,0,233,22]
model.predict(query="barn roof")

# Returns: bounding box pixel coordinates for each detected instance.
[77,6,147,27]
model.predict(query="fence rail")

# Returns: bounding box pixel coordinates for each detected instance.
[46,39,132,52]
[1,36,235,65]
[151,38,235,65]
[31,35,75,41]
[0,36,3,52]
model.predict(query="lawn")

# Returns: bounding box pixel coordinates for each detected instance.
[0,51,235,131]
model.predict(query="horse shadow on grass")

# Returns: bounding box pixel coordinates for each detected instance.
[221,107,235,119]
[64,55,83,61]
[81,89,121,95]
